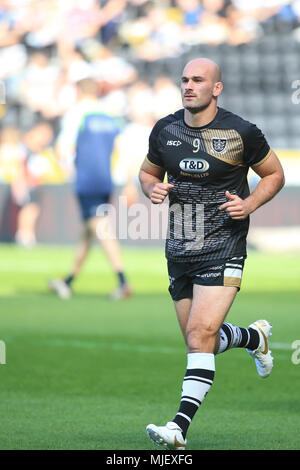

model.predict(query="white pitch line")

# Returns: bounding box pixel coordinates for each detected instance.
[39,339,294,354]
[2,337,293,354]
[269,342,292,351]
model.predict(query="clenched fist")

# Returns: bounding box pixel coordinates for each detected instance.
[219,190,251,220]
[151,183,174,204]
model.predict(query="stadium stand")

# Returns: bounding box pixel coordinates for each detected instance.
[0,0,299,247]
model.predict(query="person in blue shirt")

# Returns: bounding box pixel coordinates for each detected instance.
[49,78,131,300]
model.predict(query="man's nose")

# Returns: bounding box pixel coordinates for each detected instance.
[184,79,194,89]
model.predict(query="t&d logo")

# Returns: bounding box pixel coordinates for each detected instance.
[179,158,209,173]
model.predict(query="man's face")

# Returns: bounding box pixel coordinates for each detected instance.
[181,61,218,114]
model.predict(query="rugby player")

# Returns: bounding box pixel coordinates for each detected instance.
[139,58,285,449]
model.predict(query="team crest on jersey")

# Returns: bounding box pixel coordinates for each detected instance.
[211,138,227,153]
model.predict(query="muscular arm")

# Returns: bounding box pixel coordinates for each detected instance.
[139,159,174,204]
[246,150,285,212]
[219,150,285,220]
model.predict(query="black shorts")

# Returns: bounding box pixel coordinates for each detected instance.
[167,256,246,301]
[19,186,41,207]
[77,193,111,221]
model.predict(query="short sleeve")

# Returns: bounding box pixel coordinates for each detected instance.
[146,123,164,169]
[243,123,272,167]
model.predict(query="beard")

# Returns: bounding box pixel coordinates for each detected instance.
[182,91,215,114]
[183,100,211,114]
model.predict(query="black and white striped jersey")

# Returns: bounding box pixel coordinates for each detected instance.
[146,107,272,262]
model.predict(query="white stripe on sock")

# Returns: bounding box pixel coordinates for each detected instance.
[183,375,213,384]
[187,352,215,371]
[176,412,192,423]
[181,397,202,407]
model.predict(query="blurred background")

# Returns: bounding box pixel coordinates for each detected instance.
[0,0,299,250]
[0,1,300,451]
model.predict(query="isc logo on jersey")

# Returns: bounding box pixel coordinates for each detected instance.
[179,158,209,173]
[167,140,182,146]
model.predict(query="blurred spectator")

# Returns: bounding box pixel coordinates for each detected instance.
[60,48,93,84]
[13,121,60,247]
[80,40,137,116]
[113,80,154,193]
[113,75,182,197]
[56,0,102,46]
[0,0,299,198]
[0,1,26,47]
[120,3,183,61]
[20,51,60,119]
[126,79,154,119]
[175,0,204,26]
[98,0,127,45]
[293,0,300,17]
[0,43,27,82]
[152,76,182,120]
[23,121,63,185]
[0,126,26,186]
[22,0,62,49]
[225,2,263,45]
[82,41,137,91]
[232,0,288,12]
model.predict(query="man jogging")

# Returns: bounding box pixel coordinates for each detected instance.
[139,58,285,449]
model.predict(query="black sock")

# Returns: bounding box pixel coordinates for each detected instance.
[65,275,75,286]
[117,271,126,286]
[245,327,260,350]
[173,353,215,440]
[217,323,260,354]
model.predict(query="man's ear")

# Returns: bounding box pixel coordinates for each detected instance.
[213,81,223,98]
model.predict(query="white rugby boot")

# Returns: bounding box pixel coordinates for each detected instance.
[146,421,187,450]
[48,279,72,299]
[247,319,273,378]
[109,284,132,300]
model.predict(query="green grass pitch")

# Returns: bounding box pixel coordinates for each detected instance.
[0,244,299,450]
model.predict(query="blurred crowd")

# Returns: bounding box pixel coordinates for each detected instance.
[0,0,299,211]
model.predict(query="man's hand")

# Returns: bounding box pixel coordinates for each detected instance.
[219,191,251,220]
[151,182,174,204]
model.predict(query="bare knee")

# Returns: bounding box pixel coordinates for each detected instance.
[186,323,218,354]
[81,224,93,243]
